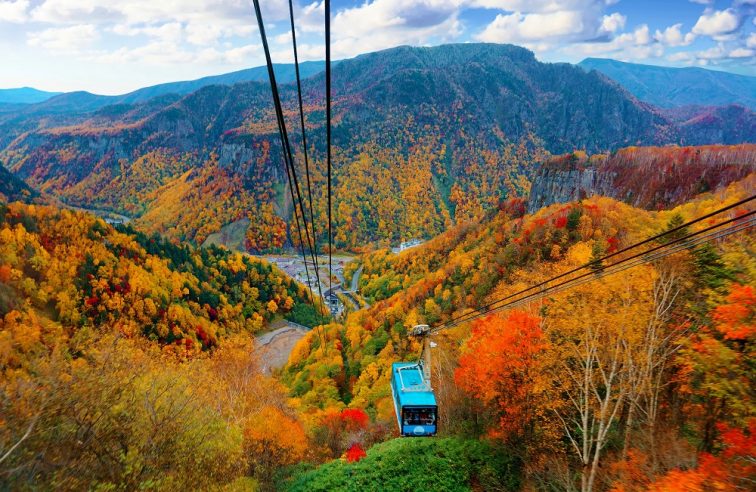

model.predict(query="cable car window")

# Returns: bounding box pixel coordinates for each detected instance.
[402,407,436,426]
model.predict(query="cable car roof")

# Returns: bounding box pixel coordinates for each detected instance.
[391,362,437,407]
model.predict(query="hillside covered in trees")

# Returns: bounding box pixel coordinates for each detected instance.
[282,175,754,490]
[0,201,330,489]
[0,165,37,204]
[2,44,754,252]
[1,174,753,490]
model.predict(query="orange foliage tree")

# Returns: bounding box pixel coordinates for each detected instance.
[646,420,755,492]
[244,406,309,488]
[455,311,551,440]
[677,283,755,451]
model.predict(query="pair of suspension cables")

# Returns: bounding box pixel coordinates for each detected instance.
[251,0,334,328]
[430,194,755,334]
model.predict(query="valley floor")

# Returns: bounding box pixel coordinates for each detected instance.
[256,320,310,374]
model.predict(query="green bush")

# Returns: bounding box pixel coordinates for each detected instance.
[281,438,520,491]
[285,302,324,328]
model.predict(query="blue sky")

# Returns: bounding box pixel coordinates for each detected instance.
[0,0,753,94]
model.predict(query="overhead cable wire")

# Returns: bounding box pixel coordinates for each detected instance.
[480,216,756,320]
[435,195,756,330]
[287,0,328,323]
[437,213,755,331]
[252,0,322,322]
[325,0,333,296]
[437,208,755,330]
[433,202,755,332]
[458,219,756,324]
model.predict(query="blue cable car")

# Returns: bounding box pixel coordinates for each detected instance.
[390,361,438,437]
[391,324,438,436]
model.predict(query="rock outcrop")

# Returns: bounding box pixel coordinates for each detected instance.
[528,144,756,213]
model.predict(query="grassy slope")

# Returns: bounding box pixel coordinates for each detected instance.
[282,438,521,492]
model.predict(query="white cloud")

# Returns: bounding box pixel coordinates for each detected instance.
[695,43,727,60]
[30,0,268,48]
[472,0,648,56]
[186,23,224,46]
[142,23,183,43]
[668,51,694,62]
[563,24,662,60]
[729,47,754,58]
[30,0,269,26]
[27,24,99,52]
[476,10,586,44]
[747,33,756,49]
[692,8,742,38]
[0,0,29,23]
[654,23,696,47]
[469,0,611,12]
[325,0,463,58]
[217,44,259,64]
[89,36,260,66]
[273,30,292,45]
[667,35,755,67]
[31,0,117,24]
[600,12,626,34]
[92,42,194,65]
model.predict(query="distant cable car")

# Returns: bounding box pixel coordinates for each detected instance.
[390,325,438,437]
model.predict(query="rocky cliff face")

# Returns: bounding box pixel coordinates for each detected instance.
[528,144,756,213]
[528,161,610,213]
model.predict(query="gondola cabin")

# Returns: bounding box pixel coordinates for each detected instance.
[390,362,437,437]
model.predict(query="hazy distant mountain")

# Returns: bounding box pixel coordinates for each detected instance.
[579,58,756,109]
[116,61,326,104]
[0,61,326,114]
[0,87,62,104]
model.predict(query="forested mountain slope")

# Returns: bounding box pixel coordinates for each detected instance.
[0,202,316,349]
[2,44,753,251]
[282,175,754,489]
[0,164,37,203]
[0,200,331,489]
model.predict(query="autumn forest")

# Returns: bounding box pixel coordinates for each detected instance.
[1,40,755,491]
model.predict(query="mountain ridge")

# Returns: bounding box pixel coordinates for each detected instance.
[0,86,63,104]
[2,43,754,251]
[0,61,325,112]
[579,57,756,109]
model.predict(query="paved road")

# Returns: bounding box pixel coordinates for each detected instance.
[350,265,363,292]
[327,264,370,312]
[347,265,370,309]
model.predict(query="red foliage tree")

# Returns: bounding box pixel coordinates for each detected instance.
[647,419,756,491]
[345,443,367,463]
[340,408,370,432]
[455,311,548,438]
